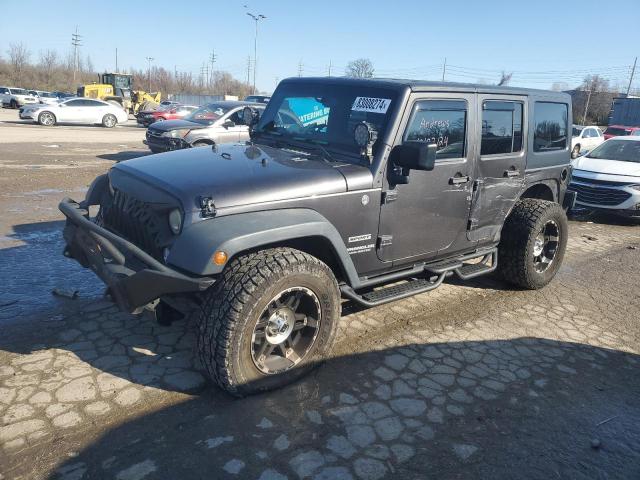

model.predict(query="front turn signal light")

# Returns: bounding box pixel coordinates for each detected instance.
[213,251,228,266]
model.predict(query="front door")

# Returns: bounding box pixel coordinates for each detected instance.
[467,95,527,242]
[378,93,476,264]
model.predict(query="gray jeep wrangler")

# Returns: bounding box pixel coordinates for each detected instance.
[59,77,575,396]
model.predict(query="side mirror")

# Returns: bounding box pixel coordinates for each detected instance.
[242,106,261,127]
[390,142,437,172]
[223,119,236,129]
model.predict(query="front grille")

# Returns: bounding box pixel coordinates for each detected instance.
[568,183,632,206]
[572,175,634,187]
[101,189,166,259]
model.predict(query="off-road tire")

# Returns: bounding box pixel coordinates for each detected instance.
[497,199,568,289]
[571,144,580,159]
[102,114,117,128]
[197,247,340,396]
[38,111,56,126]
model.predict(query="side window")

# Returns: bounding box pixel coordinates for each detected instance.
[404,100,467,160]
[65,99,83,106]
[481,101,523,155]
[0,88,7,94]
[533,102,568,152]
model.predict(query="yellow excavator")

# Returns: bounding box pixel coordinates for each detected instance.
[77,73,161,115]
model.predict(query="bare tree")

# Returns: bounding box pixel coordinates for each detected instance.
[581,74,609,93]
[38,49,58,87]
[7,42,30,84]
[497,71,513,86]
[85,55,94,74]
[346,58,374,78]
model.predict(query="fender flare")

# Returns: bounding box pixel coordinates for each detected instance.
[167,209,360,284]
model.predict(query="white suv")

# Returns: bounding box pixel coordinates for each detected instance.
[0,87,38,108]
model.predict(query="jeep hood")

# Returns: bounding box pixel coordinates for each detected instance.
[147,119,208,132]
[111,143,371,211]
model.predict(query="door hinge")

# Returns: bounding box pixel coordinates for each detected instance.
[382,189,398,204]
[377,235,393,249]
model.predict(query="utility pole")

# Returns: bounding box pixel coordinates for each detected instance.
[442,57,447,82]
[626,57,637,96]
[71,26,82,84]
[328,60,332,77]
[145,57,154,92]
[246,56,252,86]
[209,50,217,85]
[247,12,266,94]
[298,60,303,77]
[205,64,210,88]
[582,89,592,124]
[115,48,118,72]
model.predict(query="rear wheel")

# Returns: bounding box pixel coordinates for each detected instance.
[102,114,117,128]
[10,99,18,109]
[38,111,56,126]
[498,199,568,289]
[196,248,340,396]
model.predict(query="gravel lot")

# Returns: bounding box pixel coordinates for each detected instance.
[1,107,639,480]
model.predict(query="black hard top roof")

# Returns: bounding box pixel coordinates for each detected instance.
[280,76,570,100]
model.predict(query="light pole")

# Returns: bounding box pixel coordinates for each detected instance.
[145,57,154,92]
[247,12,266,94]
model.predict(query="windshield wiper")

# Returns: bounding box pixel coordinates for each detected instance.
[289,137,339,164]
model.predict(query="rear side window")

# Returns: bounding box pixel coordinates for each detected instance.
[533,102,568,152]
[404,100,467,160]
[481,101,523,155]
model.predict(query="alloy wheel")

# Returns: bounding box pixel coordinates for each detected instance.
[251,287,321,375]
[532,220,560,273]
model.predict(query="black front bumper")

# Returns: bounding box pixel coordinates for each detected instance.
[143,134,189,152]
[59,198,214,313]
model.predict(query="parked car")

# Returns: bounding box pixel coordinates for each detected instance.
[571,125,604,158]
[60,77,573,395]
[144,101,264,153]
[569,137,640,217]
[603,125,640,140]
[28,90,61,105]
[137,105,198,127]
[51,91,76,100]
[244,95,271,103]
[0,87,39,108]
[19,97,129,127]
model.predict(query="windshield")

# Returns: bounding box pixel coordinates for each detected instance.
[255,82,398,163]
[185,103,231,124]
[604,127,631,136]
[572,126,583,137]
[586,139,640,163]
[11,88,28,95]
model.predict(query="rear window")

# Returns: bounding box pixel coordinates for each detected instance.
[533,102,568,152]
[604,127,631,136]
[481,101,523,155]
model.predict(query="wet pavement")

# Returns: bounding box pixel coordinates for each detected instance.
[1,214,639,480]
[1,119,639,479]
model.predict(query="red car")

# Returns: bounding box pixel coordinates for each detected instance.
[137,105,198,127]
[603,125,640,140]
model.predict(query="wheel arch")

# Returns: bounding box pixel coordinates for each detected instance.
[520,181,556,202]
[167,209,359,285]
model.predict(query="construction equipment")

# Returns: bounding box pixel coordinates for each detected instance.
[77,73,161,115]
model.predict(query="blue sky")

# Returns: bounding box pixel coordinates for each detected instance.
[1,0,637,93]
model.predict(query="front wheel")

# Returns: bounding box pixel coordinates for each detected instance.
[102,114,117,128]
[38,111,56,126]
[497,199,568,289]
[10,99,18,109]
[196,248,340,396]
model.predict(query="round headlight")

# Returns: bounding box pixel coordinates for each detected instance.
[168,208,182,234]
[354,122,371,148]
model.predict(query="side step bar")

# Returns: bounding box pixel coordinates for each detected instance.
[341,248,497,307]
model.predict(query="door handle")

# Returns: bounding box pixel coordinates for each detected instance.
[504,169,520,178]
[449,175,470,185]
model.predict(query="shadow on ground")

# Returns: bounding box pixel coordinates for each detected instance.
[39,337,640,480]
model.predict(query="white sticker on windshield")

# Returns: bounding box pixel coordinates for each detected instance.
[351,97,392,114]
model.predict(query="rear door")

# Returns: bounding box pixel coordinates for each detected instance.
[467,95,527,242]
[377,93,476,263]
